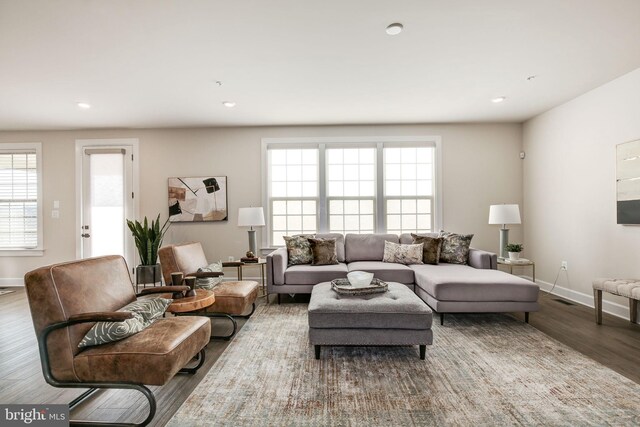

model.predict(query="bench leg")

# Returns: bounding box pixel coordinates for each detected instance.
[314,345,321,359]
[594,289,602,324]
[525,312,529,323]
[630,298,638,324]
[419,345,426,360]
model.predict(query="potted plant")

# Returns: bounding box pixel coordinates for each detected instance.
[505,243,523,260]
[127,214,170,286]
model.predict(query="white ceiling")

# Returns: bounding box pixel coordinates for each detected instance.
[0,0,639,130]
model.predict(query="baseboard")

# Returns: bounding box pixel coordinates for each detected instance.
[0,278,24,287]
[529,276,634,322]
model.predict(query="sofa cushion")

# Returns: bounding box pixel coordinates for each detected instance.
[439,231,474,264]
[309,238,339,266]
[283,235,314,266]
[315,233,345,262]
[411,263,539,302]
[285,263,349,285]
[348,261,415,284]
[345,233,399,262]
[382,241,424,265]
[411,234,443,265]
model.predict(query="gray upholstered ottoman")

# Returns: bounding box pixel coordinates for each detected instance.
[308,282,433,359]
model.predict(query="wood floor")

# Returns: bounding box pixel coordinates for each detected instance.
[1,288,639,426]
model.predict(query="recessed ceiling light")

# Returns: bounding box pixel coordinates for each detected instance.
[386,23,403,35]
[222,101,236,108]
[215,81,223,86]
[77,102,91,109]
[526,75,537,81]
[491,97,506,103]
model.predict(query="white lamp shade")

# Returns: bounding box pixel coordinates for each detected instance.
[488,204,521,225]
[238,207,265,227]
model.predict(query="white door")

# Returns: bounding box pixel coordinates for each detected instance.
[76,139,138,272]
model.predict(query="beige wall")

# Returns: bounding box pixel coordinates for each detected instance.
[0,123,522,282]
[523,68,640,320]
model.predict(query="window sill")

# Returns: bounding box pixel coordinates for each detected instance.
[0,249,44,257]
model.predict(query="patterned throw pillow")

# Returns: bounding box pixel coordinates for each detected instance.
[197,261,223,290]
[283,235,314,266]
[78,297,172,348]
[382,241,424,265]
[411,234,443,265]
[439,231,474,264]
[308,238,339,266]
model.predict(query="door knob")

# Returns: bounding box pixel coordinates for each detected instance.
[81,233,90,238]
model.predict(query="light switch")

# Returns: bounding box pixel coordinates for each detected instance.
[51,210,59,219]
[53,200,60,209]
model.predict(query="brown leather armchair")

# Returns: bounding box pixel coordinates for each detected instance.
[159,242,259,339]
[24,255,211,426]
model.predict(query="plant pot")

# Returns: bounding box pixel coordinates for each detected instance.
[136,264,162,285]
[508,252,521,260]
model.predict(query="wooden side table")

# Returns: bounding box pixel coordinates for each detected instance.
[497,259,535,282]
[167,289,215,314]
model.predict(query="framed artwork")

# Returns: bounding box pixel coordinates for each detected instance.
[616,139,640,224]
[168,176,228,222]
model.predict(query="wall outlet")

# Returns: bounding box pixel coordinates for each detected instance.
[561,261,568,271]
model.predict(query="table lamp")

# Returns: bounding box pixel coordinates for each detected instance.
[488,204,521,259]
[238,207,265,257]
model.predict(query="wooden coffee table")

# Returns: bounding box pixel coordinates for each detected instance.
[167,289,215,314]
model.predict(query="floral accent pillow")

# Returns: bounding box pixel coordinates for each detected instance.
[411,234,443,265]
[382,241,424,265]
[283,235,314,266]
[308,238,339,266]
[78,297,172,348]
[438,231,474,264]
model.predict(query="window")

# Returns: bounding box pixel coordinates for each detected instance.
[0,143,42,253]
[264,138,440,247]
[268,148,318,244]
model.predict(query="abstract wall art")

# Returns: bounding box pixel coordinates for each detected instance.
[616,139,640,224]
[168,176,228,222]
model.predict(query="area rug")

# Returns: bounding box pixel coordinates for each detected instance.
[168,304,640,426]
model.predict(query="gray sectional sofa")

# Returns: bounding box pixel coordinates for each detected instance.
[266,233,540,322]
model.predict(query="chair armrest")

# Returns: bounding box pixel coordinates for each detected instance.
[137,285,189,296]
[266,247,287,286]
[189,271,224,278]
[468,248,497,269]
[68,311,134,323]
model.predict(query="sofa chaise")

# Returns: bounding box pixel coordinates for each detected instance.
[266,233,539,322]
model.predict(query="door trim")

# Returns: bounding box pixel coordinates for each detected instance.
[75,138,140,264]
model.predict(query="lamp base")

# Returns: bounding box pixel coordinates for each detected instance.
[499,228,509,259]
[247,229,257,257]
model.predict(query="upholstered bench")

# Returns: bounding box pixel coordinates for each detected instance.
[308,282,433,359]
[593,278,640,324]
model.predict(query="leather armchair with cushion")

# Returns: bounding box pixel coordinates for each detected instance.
[24,255,211,426]
[159,242,259,339]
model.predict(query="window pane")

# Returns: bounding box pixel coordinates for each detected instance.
[273,201,287,215]
[0,150,39,248]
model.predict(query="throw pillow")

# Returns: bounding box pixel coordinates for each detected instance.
[78,297,172,348]
[197,261,223,290]
[308,238,339,266]
[382,241,424,265]
[411,233,443,265]
[439,231,474,264]
[283,235,314,266]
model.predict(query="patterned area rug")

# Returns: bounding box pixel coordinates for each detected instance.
[168,304,640,426]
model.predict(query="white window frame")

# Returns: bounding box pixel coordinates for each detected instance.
[0,142,43,256]
[261,136,442,249]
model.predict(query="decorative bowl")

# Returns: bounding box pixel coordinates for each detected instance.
[347,271,374,288]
